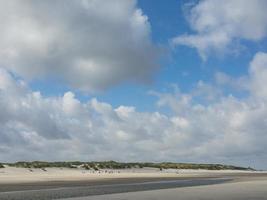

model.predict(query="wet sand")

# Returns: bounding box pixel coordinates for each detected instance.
[0,178,231,200]
[70,179,267,200]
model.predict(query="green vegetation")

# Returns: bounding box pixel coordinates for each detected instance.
[0,163,4,168]
[8,161,80,169]
[6,161,254,171]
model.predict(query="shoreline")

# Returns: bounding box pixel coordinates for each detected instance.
[70,179,267,200]
[0,166,266,190]
[1,167,267,200]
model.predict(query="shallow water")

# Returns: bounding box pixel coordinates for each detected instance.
[0,178,231,200]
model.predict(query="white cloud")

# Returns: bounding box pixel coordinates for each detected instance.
[249,52,267,99]
[214,71,249,93]
[1,52,267,168]
[1,0,267,169]
[172,0,267,59]
[0,0,160,92]
[62,92,82,116]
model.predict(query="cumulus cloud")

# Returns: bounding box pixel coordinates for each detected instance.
[172,0,267,59]
[0,0,159,92]
[1,52,267,168]
[0,69,175,162]
[249,52,267,99]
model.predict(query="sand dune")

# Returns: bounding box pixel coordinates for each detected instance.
[0,166,189,184]
[0,166,261,184]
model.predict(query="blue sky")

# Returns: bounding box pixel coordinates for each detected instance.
[1,0,267,169]
[29,0,267,112]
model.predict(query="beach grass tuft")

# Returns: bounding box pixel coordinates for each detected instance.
[6,161,254,171]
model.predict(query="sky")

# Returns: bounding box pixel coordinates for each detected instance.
[0,0,267,169]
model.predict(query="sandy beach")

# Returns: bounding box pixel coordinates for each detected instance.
[0,166,200,184]
[1,166,267,200]
[0,165,262,184]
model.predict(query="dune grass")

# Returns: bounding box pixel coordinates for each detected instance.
[6,161,254,171]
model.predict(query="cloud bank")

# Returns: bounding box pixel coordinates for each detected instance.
[1,52,267,168]
[172,0,267,59]
[0,0,159,92]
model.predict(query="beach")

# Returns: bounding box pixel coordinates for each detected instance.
[70,179,267,200]
[1,166,267,199]
[0,166,201,184]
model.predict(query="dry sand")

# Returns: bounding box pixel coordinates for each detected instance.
[0,166,260,184]
[0,166,189,184]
